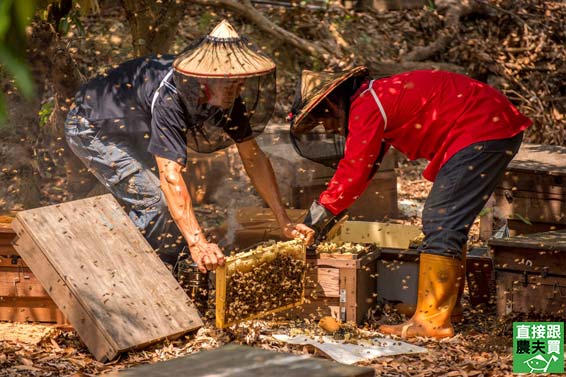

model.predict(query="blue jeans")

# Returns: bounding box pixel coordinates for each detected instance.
[64,107,184,264]
[420,133,523,259]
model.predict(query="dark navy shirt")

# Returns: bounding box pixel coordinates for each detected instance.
[74,55,251,166]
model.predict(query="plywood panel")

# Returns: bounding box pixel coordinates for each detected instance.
[11,194,202,361]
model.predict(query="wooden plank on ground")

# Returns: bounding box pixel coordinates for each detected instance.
[109,344,375,377]
[11,194,203,361]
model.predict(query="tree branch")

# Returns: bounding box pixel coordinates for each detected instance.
[191,0,333,61]
[401,0,481,62]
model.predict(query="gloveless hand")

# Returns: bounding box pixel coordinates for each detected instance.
[190,240,225,273]
[285,223,315,245]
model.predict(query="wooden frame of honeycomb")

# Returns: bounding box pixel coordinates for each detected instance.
[215,240,306,328]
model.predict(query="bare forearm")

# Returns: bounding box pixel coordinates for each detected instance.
[237,140,291,227]
[155,155,225,272]
[156,158,206,246]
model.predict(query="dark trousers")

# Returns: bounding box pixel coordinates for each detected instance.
[420,133,523,259]
[64,107,184,265]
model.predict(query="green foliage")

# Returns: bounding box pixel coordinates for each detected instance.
[198,13,214,32]
[0,0,34,96]
[512,213,533,226]
[0,0,36,124]
[311,56,324,71]
[58,11,84,34]
[38,98,55,127]
[0,0,96,124]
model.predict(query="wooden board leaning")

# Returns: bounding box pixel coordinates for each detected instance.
[11,194,203,361]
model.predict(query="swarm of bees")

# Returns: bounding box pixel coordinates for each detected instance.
[409,233,425,248]
[221,241,306,325]
[315,242,370,254]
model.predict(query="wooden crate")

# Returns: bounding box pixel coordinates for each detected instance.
[11,194,203,361]
[287,222,422,324]
[480,143,566,239]
[376,247,420,307]
[490,230,566,318]
[0,217,67,323]
[108,344,375,377]
[465,248,495,307]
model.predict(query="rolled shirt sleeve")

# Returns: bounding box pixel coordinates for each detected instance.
[148,89,189,166]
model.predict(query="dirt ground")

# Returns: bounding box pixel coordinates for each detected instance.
[1,160,556,377]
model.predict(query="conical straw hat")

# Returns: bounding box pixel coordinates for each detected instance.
[174,20,276,78]
[290,66,369,132]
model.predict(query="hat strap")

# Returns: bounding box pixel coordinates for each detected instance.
[360,80,388,130]
[151,69,176,114]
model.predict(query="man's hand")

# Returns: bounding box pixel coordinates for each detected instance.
[189,240,225,273]
[291,223,316,245]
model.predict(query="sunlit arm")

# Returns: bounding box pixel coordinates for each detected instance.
[155,155,224,272]
[237,139,311,240]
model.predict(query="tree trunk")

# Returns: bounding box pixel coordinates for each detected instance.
[27,21,95,199]
[0,84,42,210]
[121,0,185,57]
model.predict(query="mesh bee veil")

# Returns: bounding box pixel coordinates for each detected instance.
[173,20,276,153]
[289,67,369,168]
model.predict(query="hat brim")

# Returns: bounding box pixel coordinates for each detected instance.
[173,34,276,79]
[292,66,369,132]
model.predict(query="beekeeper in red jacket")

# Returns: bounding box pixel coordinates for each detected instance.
[289,67,532,339]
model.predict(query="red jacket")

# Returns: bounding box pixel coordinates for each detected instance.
[319,70,532,215]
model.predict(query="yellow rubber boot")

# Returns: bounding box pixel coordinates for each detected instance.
[379,253,465,339]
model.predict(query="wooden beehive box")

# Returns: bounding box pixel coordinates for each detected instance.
[215,240,306,328]
[285,222,422,324]
[480,143,566,239]
[466,247,495,307]
[489,230,566,318]
[0,216,67,323]
[11,194,203,361]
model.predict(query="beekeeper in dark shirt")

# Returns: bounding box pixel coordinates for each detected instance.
[65,20,311,273]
